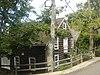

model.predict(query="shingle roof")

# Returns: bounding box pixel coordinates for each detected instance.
[56,18,64,27]
[69,29,81,42]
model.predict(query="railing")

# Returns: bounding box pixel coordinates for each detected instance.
[1,62,50,75]
[1,52,94,75]
[14,54,83,71]
[54,54,83,69]
[16,62,50,71]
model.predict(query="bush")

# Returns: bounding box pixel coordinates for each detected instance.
[95,50,100,57]
[83,54,91,61]
[54,64,71,71]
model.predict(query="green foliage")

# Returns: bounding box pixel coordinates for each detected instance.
[0,0,36,55]
[83,54,91,61]
[0,19,70,55]
[76,28,89,51]
[0,0,35,34]
[36,7,64,24]
[67,10,97,30]
[0,34,12,55]
[85,0,100,17]
[95,50,100,57]
[94,30,100,47]
[38,24,50,35]
[36,8,51,24]
[0,21,50,55]
[89,18,100,28]
[54,64,71,71]
[56,28,70,38]
[66,1,100,51]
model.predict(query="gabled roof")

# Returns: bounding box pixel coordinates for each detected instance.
[56,18,65,28]
[56,18,64,25]
[56,18,81,42]
[69,29,81,42]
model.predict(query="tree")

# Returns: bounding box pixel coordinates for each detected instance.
[84,0,100,17]
[0,1,36,68]
[36,8,51,24]
[36,7,64,24]
[0,0,35,34]
[66,2,100,52]
[0,20,50,55]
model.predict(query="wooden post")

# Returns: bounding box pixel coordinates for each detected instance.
[80,53,83,63]
[93,47,96,57]
[70,55,73,67]
[15,65,17,75]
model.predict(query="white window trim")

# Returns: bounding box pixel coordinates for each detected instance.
[29,57,36,69]
[54,37,59,50]
[14,56,20,69]
[54,54,59,68]
[63,22,67,30]
[1,57,10,70]
[63,37,68,53]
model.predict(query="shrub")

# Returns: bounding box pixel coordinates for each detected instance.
[95,50,100,57]
[54,64,71,71]
[83,54,91,61]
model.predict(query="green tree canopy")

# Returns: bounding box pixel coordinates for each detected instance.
[36,7,64,24]
[0,21,50,55]
[66,0,100,51]
[0,0,35,34]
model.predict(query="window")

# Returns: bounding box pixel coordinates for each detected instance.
[29,57,36,69]
[54,54,59,67]
[63,37,68,53]
[1,57,10,70]
[14,56,20,69]
[62,22,67,30]
[54,37,59,50]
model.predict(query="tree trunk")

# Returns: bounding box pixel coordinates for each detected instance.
[89,28,94,50]
[89,27,94,57]
[47,0,56,72]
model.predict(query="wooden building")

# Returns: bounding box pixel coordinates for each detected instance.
[53,18,74,67]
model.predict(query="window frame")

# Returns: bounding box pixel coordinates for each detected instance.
[29,57,36,69]
[63,37,68,53]
[14,56,20,69]
[54,54,59,68]
[54,37,59,50]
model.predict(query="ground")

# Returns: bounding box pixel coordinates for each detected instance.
[65,61,100,75]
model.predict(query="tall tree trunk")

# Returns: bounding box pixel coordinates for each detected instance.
[89,28,94,50]
[47,0,56,72]
[89,27,94,58]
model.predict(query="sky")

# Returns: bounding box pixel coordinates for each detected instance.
[29,0,87,20]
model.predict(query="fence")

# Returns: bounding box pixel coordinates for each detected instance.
[54,54,83,69]
[1,52,93,75]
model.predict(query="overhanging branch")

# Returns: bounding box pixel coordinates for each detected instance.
[94,27,100,31]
